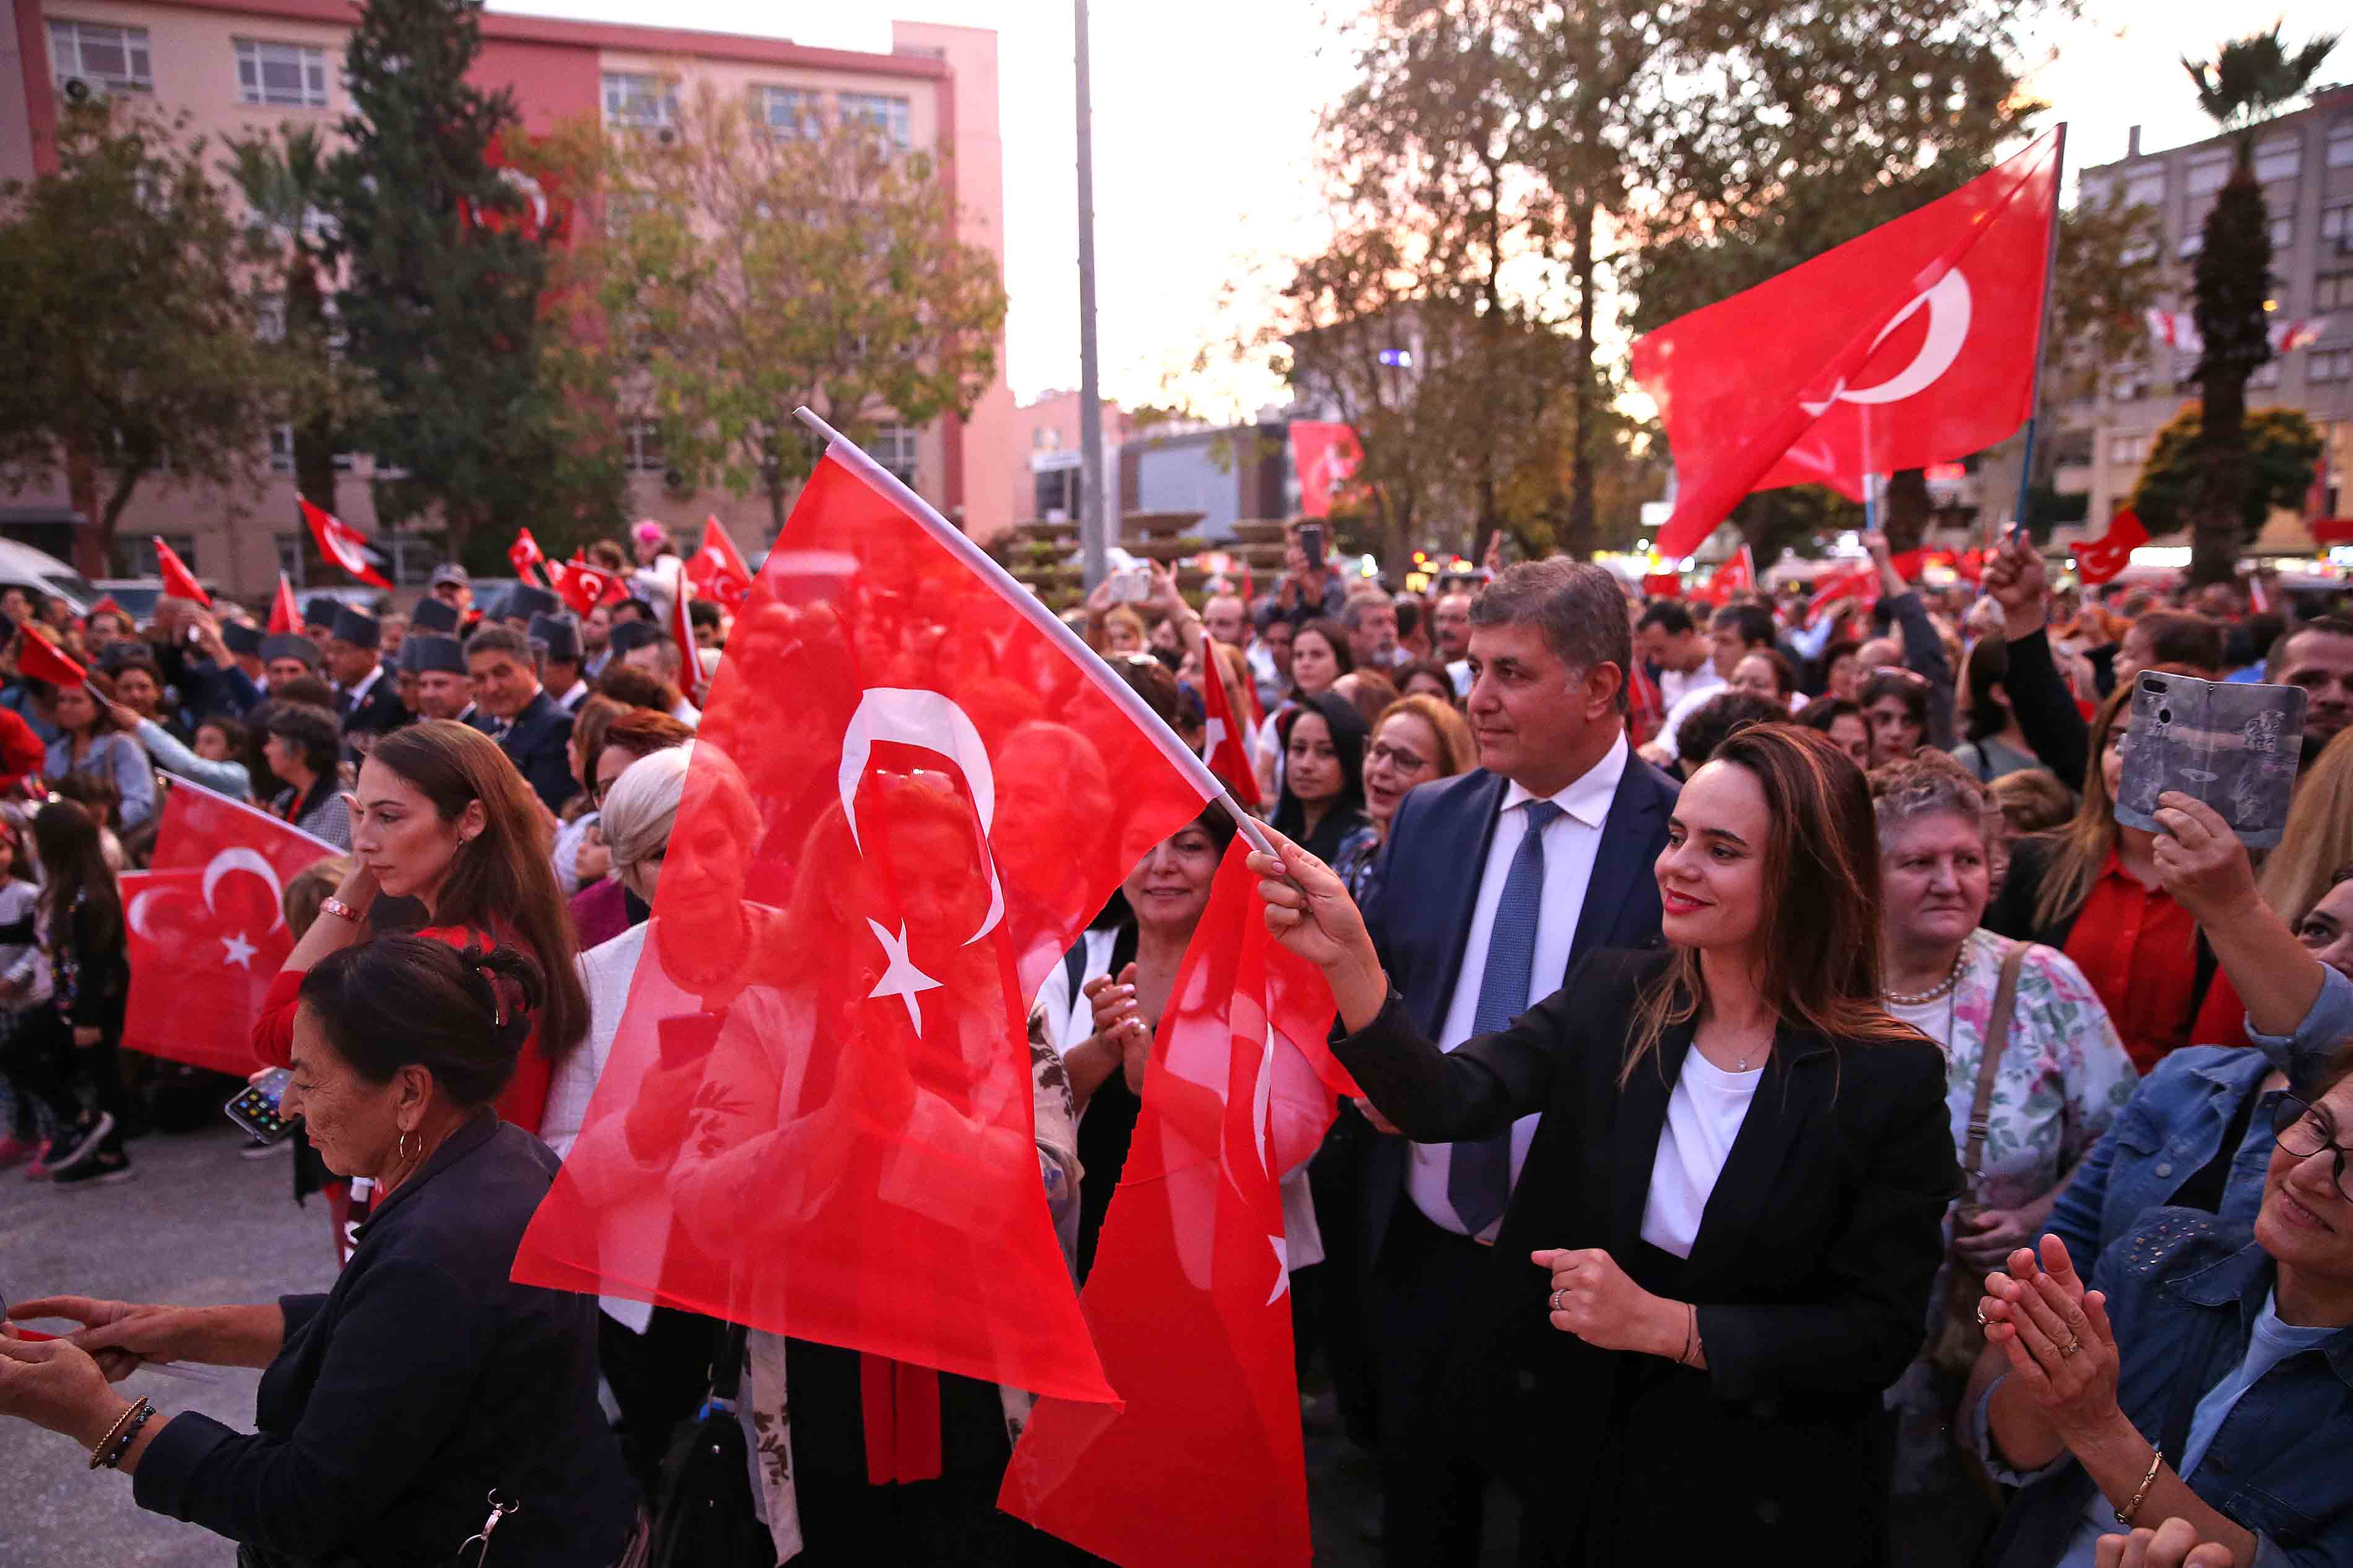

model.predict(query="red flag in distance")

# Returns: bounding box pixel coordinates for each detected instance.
[299,498,393,589]
[508,527,549,586]
[1199,653,1259,809]
[687,516,755,610]
[152,537,212,607]
[1290,422,1364,521]
[269,574,302,635]
[15,627,85,688]
[2074,508,2149,586]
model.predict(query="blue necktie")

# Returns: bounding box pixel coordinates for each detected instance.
[1447,798,1563,1236]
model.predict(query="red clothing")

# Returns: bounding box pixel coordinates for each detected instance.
[0,704,45,794]
[2190,967,2250,1053]
[2062,852,2201,1073]
[251,922,554,1135]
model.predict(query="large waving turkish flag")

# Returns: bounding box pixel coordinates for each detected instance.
[1635,129,2063,560]
[511,422,1222,1405]
[685,514,755,610]
[122,780,342,1075]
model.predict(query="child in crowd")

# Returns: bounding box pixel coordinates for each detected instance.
[0,812,51,1170]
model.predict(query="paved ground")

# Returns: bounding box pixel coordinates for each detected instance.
[1,1120,334,1568]
[0,1120,1505,1568]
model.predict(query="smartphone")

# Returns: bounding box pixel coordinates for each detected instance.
[1107,566,1150,604]
[1298,523,1326,573]
[656,1012,723,1067]
[225,1067,298,1143]
[2115,671,2305,848]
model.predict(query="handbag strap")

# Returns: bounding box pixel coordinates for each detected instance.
[1960,940,2031,1203]
[707,1321,751,1408]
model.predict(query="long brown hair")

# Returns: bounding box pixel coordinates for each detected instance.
[365,721,588,1062]
[1622,724,1917,1085]
[2027,667,2212,933]
[2258,724,2353,927]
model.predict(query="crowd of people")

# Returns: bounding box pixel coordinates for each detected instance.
[0,509,2347,1567]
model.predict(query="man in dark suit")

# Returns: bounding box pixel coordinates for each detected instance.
[1352,557,1679,1566]
[529,613,590,714]
[323,604,407,755]
[464,623,575,812]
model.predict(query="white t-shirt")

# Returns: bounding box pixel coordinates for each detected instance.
[1638,1046,1762,1258]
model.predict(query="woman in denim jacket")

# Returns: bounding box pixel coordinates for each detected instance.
[2047,796,2353,1267]
[1969,1043,2353,1567]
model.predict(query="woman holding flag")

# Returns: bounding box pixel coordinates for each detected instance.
[1251,723,1959,1563]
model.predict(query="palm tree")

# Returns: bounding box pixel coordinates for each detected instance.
[227,126,345,516]
[2178,25,2339,584]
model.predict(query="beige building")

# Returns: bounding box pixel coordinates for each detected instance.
[2061,89,2353,545]
[3,0,1013,596]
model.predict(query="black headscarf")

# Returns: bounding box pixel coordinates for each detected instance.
[1272,690,1370,862]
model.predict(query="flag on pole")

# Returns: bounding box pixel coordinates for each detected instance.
[153,538,212,607]
[686,515,755,610]
[1806,564,1879,628]
[14,626,85,688]
[1634,129,2064,561]
[508,527,550,586]
[667,568,705,703]
[1001,839,1346,1567]
[1290,422,1364,520]
[510,415,1226,1407]
[1641,571,1683,599]
[298,499,394,589]
[1199,654,1259,808]
[1694,545,1755,606]
[552,553,629,615]
[2074,508,2148,586]
[121,779,341,1075]
[268,573,302,635]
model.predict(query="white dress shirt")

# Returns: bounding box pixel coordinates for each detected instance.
[1655,662,1721,716]
[1652,675,1730,760]
[1409,733,1629,1240]
[1638,1047,1760,1258]
[338,662,386,710]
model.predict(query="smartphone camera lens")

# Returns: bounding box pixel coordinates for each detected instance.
[2157,708,2172,726]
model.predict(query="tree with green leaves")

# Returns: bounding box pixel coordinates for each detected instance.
[227,124,374,518]
[2179,25,2341,585]
[0,100,309,574]
[2131,403,2323,549]
[552,81,1007,539]
[325,0,622,569]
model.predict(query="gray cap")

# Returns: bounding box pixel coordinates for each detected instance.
[428,563,471,589]
[607,619,665,655]
[399,633,467,675]
[409,598,462,635]
[528,613,581,664]
[329,604,380,650]
[502,584,560,623]
[220,622,264,656]
[301,596,340,630]
[260,633,320,667]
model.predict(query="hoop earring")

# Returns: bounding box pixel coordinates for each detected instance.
[397,1128,415,1165]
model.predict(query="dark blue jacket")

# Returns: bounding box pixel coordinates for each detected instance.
[134,1113,636,1566]
[1352,747,1678,1270]
[494,690,577,815]
[1980,1211,2353,1568]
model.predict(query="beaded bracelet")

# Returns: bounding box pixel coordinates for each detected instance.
[89,1397,154,1471]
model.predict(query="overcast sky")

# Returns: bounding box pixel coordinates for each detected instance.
[492,0,2347,415]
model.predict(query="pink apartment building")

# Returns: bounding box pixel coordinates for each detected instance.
[1,0,1012,594]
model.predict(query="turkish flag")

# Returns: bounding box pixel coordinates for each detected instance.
[153,538,211,607]
[14,627,85,688]
[1635,129,2063,560]
[1806,563,1879,627]
[1200,652,1259,808]
[1642,571,1682,599]
[667,568,705,703]
[510,435,1222,1405]
[1695,545,1755,606]
[121,780,341,1075]
[2075,508,2149,586]
[299,499,393,589]
[1290,422,1364,520]
[1001,840,1347,1567]
[552,553,629,615]
[507,527,549,586]
[685,515,755,611]
[268,573,302,635]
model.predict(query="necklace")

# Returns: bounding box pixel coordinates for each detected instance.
[1884,943,1968,1007]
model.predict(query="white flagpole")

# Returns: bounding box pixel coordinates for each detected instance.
[790,407,1274,858]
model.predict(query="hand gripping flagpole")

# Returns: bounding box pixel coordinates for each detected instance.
[791,407,1276,862]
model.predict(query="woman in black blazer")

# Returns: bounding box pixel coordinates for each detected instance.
[1255,724,1960,1566]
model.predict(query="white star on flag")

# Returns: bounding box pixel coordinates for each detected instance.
[220,930,258,970]
[1204,716,1228,758]
[1266,1235,1290,1303]
[864,918,942,1033]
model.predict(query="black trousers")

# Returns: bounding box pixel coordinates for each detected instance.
[1,1010,124,1151]
[598,1305,725,1501]
[1369,1198,1514,1568]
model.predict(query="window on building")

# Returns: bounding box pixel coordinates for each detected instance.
[873,422,918,485]
[256,295,286,343]
[48,19,152,93]
[2109,431,2149,467]
[839,92,911,150]
[2186,154,2230,195]
[752,85,819,139]
[622,423,664,474]
[2120,238,2159,266]
[235,39,329,108]
[2255,136,2302,184]
[602,72,677,129]
[268,425,296,476]
[122,534,198,578]
[2272,215,2295,248]
[2108,369,2149,403]
[2325,202,2353,247]
[274,534,307,586]
[2248,358,2283,389]
[2310,349,2352,384]
[2326,124,2353,169]
[2124,171,2167,207]
[2317,274,2353,312]
[2178,231,2204,259]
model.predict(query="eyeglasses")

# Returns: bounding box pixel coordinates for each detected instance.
[2271,1094,2353,1203]
[1367,741,1430,773]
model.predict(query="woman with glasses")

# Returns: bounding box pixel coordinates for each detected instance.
[568,708,695,950]
[1970,1049,2353,1566]
[1336,695,1476,904]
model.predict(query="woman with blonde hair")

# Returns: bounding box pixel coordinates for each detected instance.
[1335,694,1476,903]
[1987,672,2214,1073]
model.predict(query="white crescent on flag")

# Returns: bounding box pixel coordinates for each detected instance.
[1801,271,1974,415]
[202,847,288,933]
[837,687,1005,949]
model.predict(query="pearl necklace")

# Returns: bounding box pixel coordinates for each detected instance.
[1884,943,1968,1007]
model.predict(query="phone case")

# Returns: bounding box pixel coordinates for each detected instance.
[2114,672,2305,848]
[225,1070,298,1144]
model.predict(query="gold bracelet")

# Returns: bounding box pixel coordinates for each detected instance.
[87,1397,149,1471]
[1679,1303,1697,1367]
[2115,1444,2165,1527]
